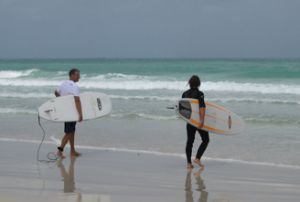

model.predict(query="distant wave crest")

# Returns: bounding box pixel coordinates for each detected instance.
[0,69,38,78]
[0,107,37,115]
[203,81,300,95]
[1,92,300,106]
[1,71,300,94]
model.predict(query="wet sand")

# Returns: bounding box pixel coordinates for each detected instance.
[0,140,300,202]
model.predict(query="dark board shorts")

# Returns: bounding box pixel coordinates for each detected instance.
[64,122,77,133]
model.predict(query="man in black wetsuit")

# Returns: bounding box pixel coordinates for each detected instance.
[182,75,209,168]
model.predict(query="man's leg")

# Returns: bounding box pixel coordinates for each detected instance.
[57,133,72,158]
[186,124,196,168]
[69,131,81,156]
[194,130,209,167]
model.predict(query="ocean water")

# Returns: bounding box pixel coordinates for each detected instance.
[0,58,300,168]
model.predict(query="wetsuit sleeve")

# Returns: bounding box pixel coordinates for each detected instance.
[198,92,206,108]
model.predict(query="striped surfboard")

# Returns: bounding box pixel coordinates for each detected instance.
[173,99,246,135]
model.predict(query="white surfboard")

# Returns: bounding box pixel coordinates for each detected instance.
[173,98,245,135]
[38,92,112,122]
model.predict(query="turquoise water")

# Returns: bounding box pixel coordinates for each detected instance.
[0,58,300,167]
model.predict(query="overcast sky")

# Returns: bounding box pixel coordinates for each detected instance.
[1,0,300,59]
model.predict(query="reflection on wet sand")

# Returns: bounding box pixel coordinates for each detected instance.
[57,156,78,193]
[56,157,110,202]
[185,168,208,202]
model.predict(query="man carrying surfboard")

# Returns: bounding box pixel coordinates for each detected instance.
[54,69,83,159]
[182,75,209,168]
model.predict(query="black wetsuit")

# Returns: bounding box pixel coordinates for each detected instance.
[182,88,210,164]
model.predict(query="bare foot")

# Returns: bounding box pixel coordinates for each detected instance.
[57,151,66,159]
[194,158,204,167]
[70,152,82,157]
[187,163,194,169]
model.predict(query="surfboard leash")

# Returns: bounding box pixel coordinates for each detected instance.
[37,116,60,163]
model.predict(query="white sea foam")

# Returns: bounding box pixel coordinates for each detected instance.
[1,92,299,106]
[243,117,300,124]
[110,95,300,105]
[80,80,187,90]
[0,92,53,99]
[109,95,178,101]
[90,73,148,80]
[136,113,178,120]
[1,78,300,95]
[0,107,37,115]
[202,81,300,95]
[0,79,61,87]
[208,97,300,105]
[0,69,38,78]
[109,113,178,120]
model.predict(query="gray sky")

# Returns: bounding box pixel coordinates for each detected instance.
[1,0,300,58]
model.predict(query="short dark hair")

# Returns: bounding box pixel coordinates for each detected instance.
[69,69,80,77]
[188,75,201,88]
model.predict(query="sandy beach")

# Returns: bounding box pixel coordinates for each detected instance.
[0,140,299,202]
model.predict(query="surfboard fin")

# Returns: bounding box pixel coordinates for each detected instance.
[179,101,192,119]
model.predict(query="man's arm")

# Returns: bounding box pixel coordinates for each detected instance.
[198,107,205,129]
[54,90,60,97]
[74,96,83,122]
